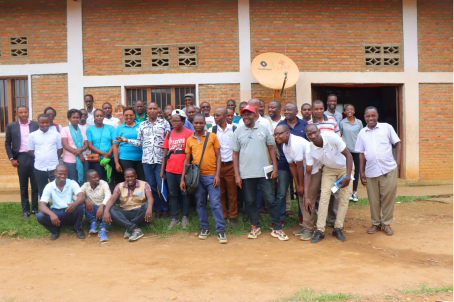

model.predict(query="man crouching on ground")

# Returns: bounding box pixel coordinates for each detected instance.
[103,168,153,242]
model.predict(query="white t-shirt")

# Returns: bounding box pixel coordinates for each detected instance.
[238,115,273,135]
[306,132,347,170]
[283,134,311,174]
[270,115,285,129]
[205,115,215,130]
[103,116,120,129]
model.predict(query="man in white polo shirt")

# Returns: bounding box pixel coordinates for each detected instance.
[355,106,401,236]
[304,124,353,243]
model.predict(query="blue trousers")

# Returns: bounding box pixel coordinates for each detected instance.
[166,171,189,219]
[194,174,226,233]
[276,169,292,221]
[85,204,109,230]
[143,163,169,213]
[36,203,85,234]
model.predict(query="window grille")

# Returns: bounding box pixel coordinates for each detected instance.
[122,47,142,68]
[177,45,197,67]
[363,44,401,67]
[151,46,170,67]
[9,36,28,57]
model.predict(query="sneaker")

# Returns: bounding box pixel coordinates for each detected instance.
[228,217,237,227]
[300,230,314,241]
[167,218,180,230]
[217,232,228,244]
[349,193,354,201]
[181,216,189,228]
[293,227,305,236]
[98,229,108,242]
[352,192,358,202]
[332,229,346,241]
[75,229,86,239]
[310,230,325,243]
[124,230,131,238]
[198,229,210,240]
[247,226,261,239]
[88,222,97,234]
[129,228,144,241]
[271,229,289,241]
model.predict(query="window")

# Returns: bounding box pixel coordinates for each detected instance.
[0,78,28,132]
[9,36,28,57]
[363,44,401,67]
[126,86,195,109]
[122,47,142,68]
[151,46,170,68]
[178,45,197,67]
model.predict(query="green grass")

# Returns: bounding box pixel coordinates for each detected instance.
[399,284,453,294]
[348,195,431,209]
[276,287,357,302]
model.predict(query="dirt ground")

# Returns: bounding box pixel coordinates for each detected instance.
[0,199,452,302]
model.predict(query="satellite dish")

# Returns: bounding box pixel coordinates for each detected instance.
[251,52,300,97]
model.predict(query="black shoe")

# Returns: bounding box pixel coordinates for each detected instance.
[228,217,237,227]
[332,229,346,241]
[75,229,86,239]
[22,213,30,221]
[242,213,249,222]
[310,230,325,243]
[31,211,37,215]
[50,232,60,240]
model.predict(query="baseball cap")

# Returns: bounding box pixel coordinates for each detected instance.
[184,93,195,99]
[171,109,187,118]
[240,105,256,114]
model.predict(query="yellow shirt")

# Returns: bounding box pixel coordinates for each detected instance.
[185,132,220,176]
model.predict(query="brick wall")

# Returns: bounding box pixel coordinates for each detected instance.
[0,0,67,64]
[198,84,240,115]
[251,84,297,112]
[31,74,68,126]
[250,0,403,72]
[0,137,18,177]
[419,84,453,180]
[417,0,453,72]
[84,87,122,110]
[82,0,239,76]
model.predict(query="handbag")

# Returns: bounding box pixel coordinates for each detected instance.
[87,126,104,162]
[184,132,210,195]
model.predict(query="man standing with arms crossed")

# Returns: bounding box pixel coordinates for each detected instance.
[304,124,353,243]
[355,106,401,236]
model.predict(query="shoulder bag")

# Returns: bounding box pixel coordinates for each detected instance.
[87,126,104,162]
[184,132,210,195]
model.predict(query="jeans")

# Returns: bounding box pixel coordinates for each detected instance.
[166,172,189,219]
[110,202,148,233]
[143,163,168,213]
[89,160,115,191]
[118,159,146,182]
[36,203,85,234]
[194,174,225,233]
[35,169,56,199]
[64,161,89,186]
[276,169,292,221]
[242,177,281,230]
[85,204,109,230]
[16,153,38,214]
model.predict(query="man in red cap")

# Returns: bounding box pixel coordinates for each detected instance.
[230,105,289,241]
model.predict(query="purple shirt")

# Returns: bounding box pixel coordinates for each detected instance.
[19,120,31,152]
[354,122,401,178]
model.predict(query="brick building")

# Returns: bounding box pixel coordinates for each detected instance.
[0,0,452,189]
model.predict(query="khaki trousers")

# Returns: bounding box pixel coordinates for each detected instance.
[317,166,353,232]
[302,169,322,232]
[366,167,397,226]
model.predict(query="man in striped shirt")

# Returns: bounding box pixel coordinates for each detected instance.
[308,100,340,136]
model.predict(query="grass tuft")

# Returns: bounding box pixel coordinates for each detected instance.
[399,283,453,294]
[276,287,357,302]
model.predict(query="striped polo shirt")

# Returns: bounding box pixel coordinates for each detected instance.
[308,114,340,136]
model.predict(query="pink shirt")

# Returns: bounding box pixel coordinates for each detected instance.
[61,126,87,163]
[19,120,31,152]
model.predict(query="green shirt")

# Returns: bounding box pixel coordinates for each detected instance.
[135,113,146,123]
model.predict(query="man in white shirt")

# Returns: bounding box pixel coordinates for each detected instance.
[209,107,237,226]
[355,106,401,236]
[102,102,120,128]
[304,124,353,243]
[84,94,96,125]
[79,109,90,132]
[268,100,285,129]
[200,101,215,130]
[28,114,63,198]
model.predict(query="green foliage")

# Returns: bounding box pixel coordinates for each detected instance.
[276,287,357,302]
[399,283,453,294]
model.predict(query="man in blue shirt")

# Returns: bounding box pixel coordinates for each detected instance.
[276,103,308,224]
[36,164,86,240]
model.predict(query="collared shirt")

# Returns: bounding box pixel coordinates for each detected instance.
[114,180,152,196]
[103,116,120,129]
[186,131,221,176]
[270,115,285,129]
[135,113,147,123]
[355,122,400,178]
[230,123,274,179]
[324,110,343,123]
[277,117,308,170]
[19,119,31,152]
[339,117,363,153]
[80,180,111,206]
[238,115,273,135]
[309,114,340,135]
[127,118,171,164]
[40,179,82,209]
[86,107,96,125]
[27,129,62,171]
[306,132,347,170]
[209,123,234,162]
[184,119,194,131]
[283,134,310,166]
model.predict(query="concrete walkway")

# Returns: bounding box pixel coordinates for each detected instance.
[0,185,452,203]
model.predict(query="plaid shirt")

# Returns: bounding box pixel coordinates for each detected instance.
[114,180,151,196]
[81,180,111,205]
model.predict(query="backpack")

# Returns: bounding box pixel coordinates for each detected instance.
[211,124,236,134]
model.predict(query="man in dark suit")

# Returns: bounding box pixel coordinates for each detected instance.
[5,106,39,220]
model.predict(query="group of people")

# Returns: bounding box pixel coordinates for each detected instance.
[5,92,401,244]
